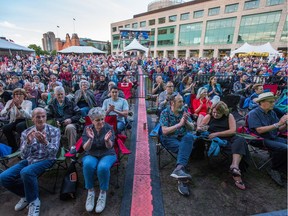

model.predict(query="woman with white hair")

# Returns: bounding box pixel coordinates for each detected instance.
[82,107,116,213]
[74,80,97,117]
[192,87,212,129]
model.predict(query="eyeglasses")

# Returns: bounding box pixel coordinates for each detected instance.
[265,100,275,104]
[56,93,64,96]
[166,86,174,88]
[94,118,104,122]
[14,93,24,96]
[35,115,46,119]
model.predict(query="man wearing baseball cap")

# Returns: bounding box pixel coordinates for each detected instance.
[248,92,287,186]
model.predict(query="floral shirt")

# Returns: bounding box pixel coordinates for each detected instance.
[160,107,193,137]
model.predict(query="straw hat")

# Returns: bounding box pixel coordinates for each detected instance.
[255,92,276,103]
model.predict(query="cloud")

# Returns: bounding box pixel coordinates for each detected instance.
[0,21,43,33]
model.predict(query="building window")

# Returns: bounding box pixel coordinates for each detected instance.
[179,22,202,46]
[193,10,204,18]
[280,15,288,42]
[157,26,176,46]
[150,28,155,47]
[149,19,155,26]
[180,13,189,20]
[140,21,146,27]
[132,23,138,28]
[112,27,117,32]
[208,7,220,16]
[112,34,120,49]
[225,3,239,13]
[266,0,284,6]
[158,17,166,24]
[125,24,130,28]
[118,26,123,31]
[169,15,177,22]
[244,0,260,10]
[205,17,237,44]
[238,11,281,43]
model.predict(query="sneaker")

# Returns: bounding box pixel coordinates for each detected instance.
[268,169,284,187]
[14,197,28,211]
[85,191,95,212]
[178,181,190,196]
[170,168,192,180]
[28,200,41,216]
[95,192,107,213]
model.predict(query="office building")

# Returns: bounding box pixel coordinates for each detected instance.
[111,0,287,58]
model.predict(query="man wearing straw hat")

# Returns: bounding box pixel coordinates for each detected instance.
[248,92,287,186]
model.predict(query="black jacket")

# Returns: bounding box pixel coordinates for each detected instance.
[47,97,81,124]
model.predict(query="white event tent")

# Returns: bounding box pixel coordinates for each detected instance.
[58,46,106,54]
[231,42,279,57]
[124,38,148,55]
[0,38,34,55]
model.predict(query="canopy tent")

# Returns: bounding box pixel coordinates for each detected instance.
[58,46,106,54]
[123,38,148,55]
[0,38,34,55]
[231,42,279,57]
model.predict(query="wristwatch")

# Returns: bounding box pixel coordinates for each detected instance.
[18,106,22,110]
[273,123,280,129]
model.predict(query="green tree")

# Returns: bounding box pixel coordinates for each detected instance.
[28,44,42,56]
[51,50,57,56]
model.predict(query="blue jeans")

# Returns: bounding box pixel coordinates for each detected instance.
[80,106,90,117]
[82,154,117,191]
[117,121,125,133]
[0,159,55,203]
[264,137,288,151]
[264,137,287,171]
[161,132,194,166]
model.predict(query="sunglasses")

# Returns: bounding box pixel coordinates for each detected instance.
[94,118,104,122]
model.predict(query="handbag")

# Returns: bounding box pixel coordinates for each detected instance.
[60,161,78,200]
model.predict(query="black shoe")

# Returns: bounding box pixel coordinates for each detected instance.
[268,169,284,187]
[178,181,190,196]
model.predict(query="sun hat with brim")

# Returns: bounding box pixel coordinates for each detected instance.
[255,92,277,103]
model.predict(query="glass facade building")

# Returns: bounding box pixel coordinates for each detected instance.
[238,11,281,43]
[179,22,202,46]
[111,0,287,57]
[205,18,236,44]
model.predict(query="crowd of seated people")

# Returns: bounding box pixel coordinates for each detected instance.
[0,53,286,210]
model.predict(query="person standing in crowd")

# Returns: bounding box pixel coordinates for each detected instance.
[82,107,117,213]
[0,107,60,216]
[160,93,195,196]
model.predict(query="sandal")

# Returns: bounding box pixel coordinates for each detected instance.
[233,176,246,190]
[230,167,241,177]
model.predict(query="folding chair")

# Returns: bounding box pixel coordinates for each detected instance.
[237,118,272,170]
[150,123,176,169]
[0,150,21,173]
[105,115,131,188]
[40,146,68,194]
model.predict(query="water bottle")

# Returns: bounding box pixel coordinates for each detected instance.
[69,145,77,155]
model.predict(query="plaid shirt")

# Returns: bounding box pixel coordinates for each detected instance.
[20,124,60,164]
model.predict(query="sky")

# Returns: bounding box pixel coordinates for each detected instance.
[0,0,154,48]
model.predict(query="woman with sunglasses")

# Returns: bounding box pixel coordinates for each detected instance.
[82,107,116,213]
